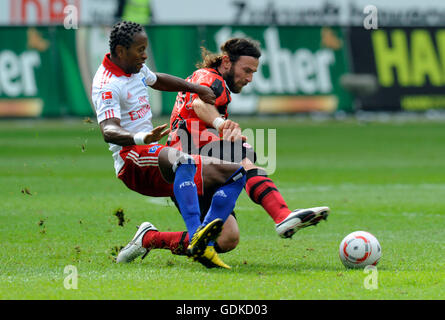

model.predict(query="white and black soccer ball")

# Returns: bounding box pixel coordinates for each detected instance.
[339,231,381,269]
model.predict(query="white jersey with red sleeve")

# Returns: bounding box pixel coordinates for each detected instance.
[92,53,157,175]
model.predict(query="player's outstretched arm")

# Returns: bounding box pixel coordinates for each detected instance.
[149,73,216,105]
[100,118,170,146]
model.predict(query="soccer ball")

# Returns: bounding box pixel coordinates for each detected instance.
[339,231,381,268]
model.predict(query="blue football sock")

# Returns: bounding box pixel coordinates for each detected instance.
[173,162,201,237]
[202,167,246,228]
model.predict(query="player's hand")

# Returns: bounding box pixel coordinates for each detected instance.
[145,124,171,143]
[196,85,216,105]
[220,120,247,142]
[222,127,247,142]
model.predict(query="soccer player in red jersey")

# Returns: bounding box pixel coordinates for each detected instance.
[92,21,248,269]
[165,38,330,252]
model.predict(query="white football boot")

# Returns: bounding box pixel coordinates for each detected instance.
[276,207,330,238]
[116,222,158,263]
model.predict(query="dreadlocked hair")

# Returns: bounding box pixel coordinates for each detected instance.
[109,21,144,55]
[196,37,261,69]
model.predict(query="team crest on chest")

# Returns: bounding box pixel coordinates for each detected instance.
[148,145,161,153]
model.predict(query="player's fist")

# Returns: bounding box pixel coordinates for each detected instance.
[220,119,239,132]
[220,120,247,142]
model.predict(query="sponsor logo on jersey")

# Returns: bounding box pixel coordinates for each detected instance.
[129,104,151,121]
[138,96,148,104]
[141,77,148,87]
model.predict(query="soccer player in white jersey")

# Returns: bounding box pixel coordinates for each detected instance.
[92,21,247,269]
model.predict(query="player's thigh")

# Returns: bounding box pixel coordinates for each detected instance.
[200,140,261,172]
[158,146,242,191]
[200,156,241,190]
[200,140,257,164]
[157,146,184,183]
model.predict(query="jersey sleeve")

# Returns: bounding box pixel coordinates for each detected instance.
[141,65,157,86]
[190,71,230,108]
[93,83,122,124]
[209,78,230,107]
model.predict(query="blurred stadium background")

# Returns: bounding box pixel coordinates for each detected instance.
[2,0,445,119]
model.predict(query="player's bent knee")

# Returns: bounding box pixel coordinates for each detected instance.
[216,235,239,253]
[216,215,240,253]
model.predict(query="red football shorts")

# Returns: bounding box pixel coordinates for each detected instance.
[117,144,204,197]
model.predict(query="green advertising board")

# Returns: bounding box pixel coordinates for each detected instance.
[0,25,352,118]
[147,26,353,115]
[0,27,92,117]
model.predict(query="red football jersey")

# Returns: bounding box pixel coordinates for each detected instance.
[168,68,232,149]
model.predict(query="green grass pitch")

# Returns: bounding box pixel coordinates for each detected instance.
[0,117,444,300]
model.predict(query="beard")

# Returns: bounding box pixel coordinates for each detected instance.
[224,66,242,93]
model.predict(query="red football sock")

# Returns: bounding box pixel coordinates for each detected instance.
[245,169,291,224]
[142,230,189,255]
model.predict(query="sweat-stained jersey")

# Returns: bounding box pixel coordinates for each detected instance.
[168,68,231,150]
[91,53,157,175]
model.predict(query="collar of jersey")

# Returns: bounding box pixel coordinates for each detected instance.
[206,67,222,77]
[102,53,132,77]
